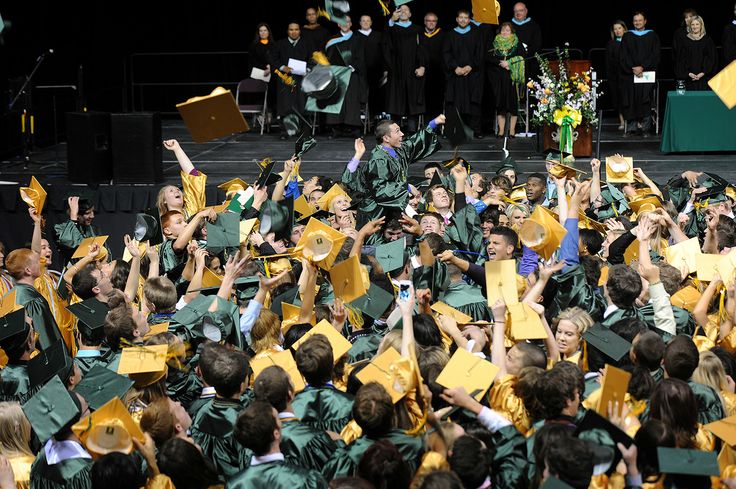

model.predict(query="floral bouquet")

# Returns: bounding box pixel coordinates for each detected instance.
[527,48,600,154]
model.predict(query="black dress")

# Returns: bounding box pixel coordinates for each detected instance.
[487,36,526,115]
[383,22,427,117]
[674,35,718,91]
[722,20,736,66]
[619,30,660,121]
[248,40,272,71]
[605,38,624,113]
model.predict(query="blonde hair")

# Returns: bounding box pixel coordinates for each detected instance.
[553,307,594,337]
[693,351,727,411]
[687,15,706,36]
[156,185,178,217]
[0,402,33,457]
[377,330,403,356]
[251,309,282,354]
[505,202,530,219]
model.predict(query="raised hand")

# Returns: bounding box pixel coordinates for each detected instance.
[124,234,141,259]
[163,139,180,151]
[354,138,365,159]
[359,216,385,237]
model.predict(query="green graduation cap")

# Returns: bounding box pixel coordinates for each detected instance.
[582,324,632,364]
[226,187,255,214]
[270,285,301,317]
[445,107,474,149]
[350,283,394,320]
[574,409,633,452]
[294,130,317,159]
[0,309,30,344]
[206,212,240,254]
[375,238,407,274]
[694,184,729,207]
[325,0,351,26]
[657,447,719,477]
[256,158,283,188]
[67,298,109,344]
[172,295,238,341]
[304,65,352,115]
[74,365,134,411]
[539,476,575,489]
[496,156,518,175]
[171,294,218,328]
[393,0,414,6]
[28,340,74,389]
[259,198,294,241]
[22,376,80,444]
[234,276,260,301]
[134,209,163,246]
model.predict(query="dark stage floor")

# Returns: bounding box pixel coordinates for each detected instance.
[1,117,735,187]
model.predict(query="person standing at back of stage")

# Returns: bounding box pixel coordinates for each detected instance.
[487,22,526,138]
[606,20,628,131]
[302,6,332,52]
[510,3,542,85]
[672,8,698,61]
[619,11,660,138]
[383,4,427,133]
[722,2,736,66]
[674,15,717,91]
[357,15,385,118]
[420,12,445,123]
[248,23,276,125]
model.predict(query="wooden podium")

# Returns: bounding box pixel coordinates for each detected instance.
[544,59,594,157]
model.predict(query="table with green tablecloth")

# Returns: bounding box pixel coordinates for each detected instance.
[661,91,736,153]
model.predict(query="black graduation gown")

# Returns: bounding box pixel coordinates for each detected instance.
[420,29,446,116]
[512,19,542,80]
[674,35,718,91]
[358,30,385,114]
[487,38,526,115]
[672,26,688,61]
[443,27,483,116]
[248,40,273,71]
[723,21,736,65]
[619,30,660,120]
[383,22,427,116]
[270,37,314,117]
[605,39,624,112]
[325,33,366,127]
[302,24,332,52]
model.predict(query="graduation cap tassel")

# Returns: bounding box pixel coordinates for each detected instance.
[378,0,391,16]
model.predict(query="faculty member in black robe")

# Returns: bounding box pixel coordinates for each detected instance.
[619,12,660,137]
[723,3,736,66]
[383,5,427,132]
[510,3,542,84]
[271,23,314,138]
[248,23,276,120]
[357,15,385,118]
[444,10,483,137]
[325,17,366,136]
[605,20,628,130]
[674,16,717,91]
[420,12,446,121]
[302,7,332,52]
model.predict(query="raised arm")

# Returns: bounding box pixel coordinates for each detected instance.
[526,301,559,362]
[173,209,214,253]
[351,217,385,257]
[211,252,249,309]
[62,244,100,285]
[638,217,675,336]
[589,159,602,207]
[123,235,142,303]
[297,259,319,324]
[693,274,721,329]
[182,248,208,305]
[272,158,296,203]
[398,284,416,358]
[29,208,42,254]
[163,139,195,175]
[632,167,662,199]
[554,176,568,223]
[491,299,508,376]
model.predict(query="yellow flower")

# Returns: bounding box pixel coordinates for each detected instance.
[541,98,549,104]
[553,106,582,127]
[577,83,589,93]
[543,88,551,95]
[527,81,535,89]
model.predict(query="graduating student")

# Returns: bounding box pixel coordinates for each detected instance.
[325,16,366,137]
[444,10,484,138]
[271,23,314,139]
[420,12,445,120]
[619,11,660,137]
[510,2,542,82]
[674,15,718,91]
[383,5,427,132]
[357,15,385,117]
[723,2,736,65]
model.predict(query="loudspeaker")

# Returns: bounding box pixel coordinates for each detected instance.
[66,112,112,183]
[111,112,163,184]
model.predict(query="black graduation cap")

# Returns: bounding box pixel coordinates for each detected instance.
[256,159,283,188]
[134,208,163,246]
[67,298,109,344]
[496,156,519,175]
[574,409,633,474]
[582,324,632,364]
[270,285,300,317]
[294,131,317,159]
[445,107,474,149]
[28,340,74,389]
[345,199,364,212]
[259,197,295,241]
[442,157,471,173]
[693,183,729,206]
[428,171,443,189]
[74,365,134,411]
[0,309,29,343]
[325,0,350,26]
[408,176,430,190]
[297,208,330,224]
[234,276,260,301]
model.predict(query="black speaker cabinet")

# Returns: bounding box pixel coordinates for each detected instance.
[66,112,112,183]
[111,112,163,184]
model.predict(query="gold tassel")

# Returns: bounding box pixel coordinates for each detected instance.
[378,0,391,16]
[312,51,330,66]
[316,6,331,21]
[274,69,295,87]
[345,303,364,329]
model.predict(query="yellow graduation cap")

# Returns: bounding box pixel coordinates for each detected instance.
[605,156,634,184]
[435,348,500,401]
[695,254,721,282]
[201,267,223,289]
[292,320,353,365]
[239,218,258,243]
[217,178,249,197]
[430,301,473,325]
[281,302,316,335]
[72,397,145,456]
[292,218,347,271]
[519,206,567,260]
[509,185,526,202]
[122,239,147,263]
[418,240,435,267]
[485,259,519,306]
[117,344,168,377]
[355,347,407,404]
[596,364,631,418]
[294,195,317,218]
[670,285,701,312]
[471,0,499,24]
[708,60,736,109]
[628,196,662,218]
[0,290,22,317]
[508,303,547,340]
[315,183,351,212]
[623,238,668,266]
[19,176,47,213]
[663,237,701,277]
[329,255,369,303]
[143,322,169,340]
[705,414,736,448]
[250,350,305,393]
[548,163,579,180]
[598,265,609,287]
[578,212,606,234]
[718,249,736,286]
[72,236,109,261]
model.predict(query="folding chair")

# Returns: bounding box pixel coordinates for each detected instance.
[235,79,269,135]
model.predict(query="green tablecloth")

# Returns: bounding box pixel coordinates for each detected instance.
[661,91,736,153]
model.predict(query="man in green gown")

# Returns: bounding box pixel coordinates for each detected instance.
[229,400,327,489]
[253,365,337,471]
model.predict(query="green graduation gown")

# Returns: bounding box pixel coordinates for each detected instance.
[414,261,450,301]
[321,429,425,480]
[159,240,185,275]
[11,283,62,351]
[347,322,388,363]
[440,281,493,322]
[444,205,485,262]
[226,459,327,489]
[550,265,606,321]
[280,416,338,471]
[73,349,112,376]
[689,380,726,425]
[53,220,106,266]
[30,451,93,489]
[638,303,695,337]
[0,362,34,403]
[600,307,643,330]
[190,397,248,479]
[491,424,529,489]
[166,367,202,410]
[291,386,353,433]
